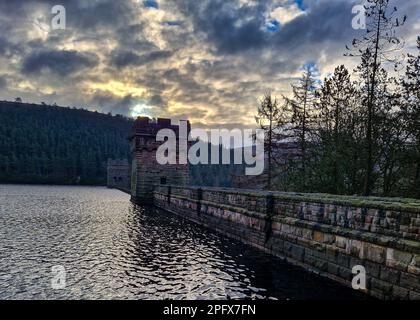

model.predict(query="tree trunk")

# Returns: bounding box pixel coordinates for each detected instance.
[267,111,272,190]
[363,4,382,196]
[301,77,309,191]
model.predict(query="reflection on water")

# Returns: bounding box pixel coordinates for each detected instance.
[0,184,367,300]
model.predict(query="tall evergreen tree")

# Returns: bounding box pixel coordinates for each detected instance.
[285,65,319,190]
[374,69,406,196]
[401,37,420,197]
[345,0,406,195]
[315,65,362,194]
[255,92,289,189]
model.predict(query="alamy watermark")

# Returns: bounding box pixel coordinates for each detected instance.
[30,4,66,32]
[352,265,367,290]
[352,3,366,30]
[51,5,66,30]
[155,121,265,176]
[51,265,66,289]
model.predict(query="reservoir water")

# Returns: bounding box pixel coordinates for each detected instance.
[0,184,367,300]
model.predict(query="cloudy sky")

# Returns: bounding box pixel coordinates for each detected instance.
[0,0,419,128]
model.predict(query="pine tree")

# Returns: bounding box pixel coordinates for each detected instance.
[375,69,406,196]
[255,92,290,189]
[285,65,319,190]
[345,0,406,196]
[402,37,420,196]
[315,65,361,194]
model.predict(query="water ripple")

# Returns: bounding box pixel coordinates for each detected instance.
[0,184,366,300]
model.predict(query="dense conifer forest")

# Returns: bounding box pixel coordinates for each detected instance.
[0,101,236,187]
[0,101,132,185]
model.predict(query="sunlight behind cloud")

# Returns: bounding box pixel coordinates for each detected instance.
[270,2,305,25]
[86,81,147,98]
[132,102,152,117]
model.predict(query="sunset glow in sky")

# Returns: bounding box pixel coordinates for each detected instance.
[0,0,419,128]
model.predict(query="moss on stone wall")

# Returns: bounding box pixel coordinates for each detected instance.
[161,184,420,213]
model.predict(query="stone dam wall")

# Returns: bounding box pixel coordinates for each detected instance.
[152,184,420,300]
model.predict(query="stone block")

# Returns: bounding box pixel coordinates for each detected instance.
[365,261,381,279]
[314,259,328,272]
[363,243,386,264]
[302,228,313,240]
[338,266,352,281]
[323,234,335,244]
[371,278,393,295]
[412,218,420,227]
[327,262,340,276]
[407,265,420,275]
[379,267,400,284]
[290,244,305,261]
[392,285,410,300]
[408,255,420,275]
[346,239,364,257]
[401,213,412,224]
[303,254,316,267]
[409,290,420,300]
[326,247,337,262]
[313,231,324,243]
[400,272,420,291]
[335,236,347,249]
[386,248,413,271]
[408,227,418,234]
[311,248,327,260]
[369,289,385,300]
[336,252,350,268]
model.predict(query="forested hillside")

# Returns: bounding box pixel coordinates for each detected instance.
[0,101,133,185]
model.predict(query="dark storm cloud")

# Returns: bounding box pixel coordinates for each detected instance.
[90,92,137,115]
[68,1,133,30]
[135,73,167,92]
[149,94,166,107]
[0,37,23,58]
[271,0,358,49]
[22,50,99,76]
[29,0,135,31]
[110,50,173,68]
[0,76,7,89]
[89,91,168,116]
[114,25,158,51]
[174,0,270,54]
[172,0,358,56]
[110,51,143,68]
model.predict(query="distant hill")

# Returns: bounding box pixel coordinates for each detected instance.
[0,101,133,185]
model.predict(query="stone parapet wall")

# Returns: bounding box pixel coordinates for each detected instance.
[152,185,420,300]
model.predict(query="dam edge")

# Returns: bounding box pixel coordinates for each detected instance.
[147,184,420,300]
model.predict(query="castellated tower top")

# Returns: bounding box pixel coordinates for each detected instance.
[132,117,191,138]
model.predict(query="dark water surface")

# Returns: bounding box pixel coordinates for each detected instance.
[0,184,367,300]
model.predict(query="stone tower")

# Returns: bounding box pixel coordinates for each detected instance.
[130,117,190,204]
[107,159,131,192]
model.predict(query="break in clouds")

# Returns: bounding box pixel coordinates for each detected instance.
[0,0,419,128]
